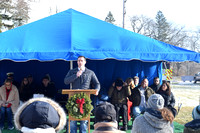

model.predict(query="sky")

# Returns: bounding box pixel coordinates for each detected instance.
[29,0,200,31]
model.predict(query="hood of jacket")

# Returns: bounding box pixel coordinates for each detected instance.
[20,127,56,133]
[185,119,200,130]
[93,122,125,133]
[14,97,66,133]
[144,109,171,129]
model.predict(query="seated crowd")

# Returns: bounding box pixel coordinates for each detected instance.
[0,72,57,131]
[0,72,200,133]
[107,76,177,131]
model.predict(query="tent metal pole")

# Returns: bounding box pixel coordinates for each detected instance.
[70,61,73,89]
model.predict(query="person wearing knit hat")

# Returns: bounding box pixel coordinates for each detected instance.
[14,97,66,133]
[183,105,200,133]
[192,105,200,120]
[108,78,131,131]
[147,93,164,110]
[93,102,125,133]
[132,94,174,133]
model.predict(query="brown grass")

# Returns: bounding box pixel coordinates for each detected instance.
[174,106,193,125]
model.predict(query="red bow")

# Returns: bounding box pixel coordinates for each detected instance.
[76,98,85,114]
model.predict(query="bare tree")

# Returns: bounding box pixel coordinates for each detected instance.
[13,0,30,27]
[130,15,156,38]
[129,10,200,76]
[168,26,188,47]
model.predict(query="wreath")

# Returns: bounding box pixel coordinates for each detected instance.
[66,92,93,119]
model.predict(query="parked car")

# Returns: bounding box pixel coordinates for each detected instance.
[194,72,200,83]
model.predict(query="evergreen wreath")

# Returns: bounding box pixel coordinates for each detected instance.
[66,92,93,119]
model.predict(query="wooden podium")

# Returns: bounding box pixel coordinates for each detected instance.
[62,89,97,133]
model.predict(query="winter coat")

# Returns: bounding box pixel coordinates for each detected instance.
[19,84,34,102]
[157,90,177,117]
[129,85,155,107]
[93,122,125,133]
[108,85,131,105]
[14,97,67,133]
[0,84,19,113]
[150,84,161,93]
[64,67,100,91]
[184,119,200,133]
[36,82,57,99]
[157,90,175,108]
[131,109,173,133]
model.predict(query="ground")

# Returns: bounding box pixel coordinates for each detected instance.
[172,79,200,125]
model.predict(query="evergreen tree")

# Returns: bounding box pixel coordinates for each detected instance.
[0,0,30,32]
[0,0,14,31]
[155,10,170,43]
[105,11,115,24]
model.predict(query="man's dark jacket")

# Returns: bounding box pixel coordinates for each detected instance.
[64,67,100,92]
[129,85,154,107]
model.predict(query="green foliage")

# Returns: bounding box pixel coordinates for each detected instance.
[105,11,115,24]
[66,92,93,119]
[0,0,30,32]
[155,10,170,42]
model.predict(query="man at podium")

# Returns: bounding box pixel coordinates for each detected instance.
[64,56,100,133]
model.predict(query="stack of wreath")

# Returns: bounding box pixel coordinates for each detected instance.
[66,92,93,119]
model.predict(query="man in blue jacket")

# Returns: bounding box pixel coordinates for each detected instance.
[64,55,100,133]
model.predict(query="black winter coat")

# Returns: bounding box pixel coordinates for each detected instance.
[184,119,200,133]
[157,90,175,108]
[129,85,154,107]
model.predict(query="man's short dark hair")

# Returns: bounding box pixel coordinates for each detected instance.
[78,56,86,61]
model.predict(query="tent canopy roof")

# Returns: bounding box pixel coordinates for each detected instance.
[0,8,199,62]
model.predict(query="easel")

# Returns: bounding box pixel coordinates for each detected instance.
[62,89,97,133]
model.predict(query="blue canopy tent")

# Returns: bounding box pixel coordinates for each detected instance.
[0,9,199,97]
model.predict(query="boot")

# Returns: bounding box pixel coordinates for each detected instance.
[121,124,127,131]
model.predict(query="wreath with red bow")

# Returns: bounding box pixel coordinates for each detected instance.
[66,92,93,119]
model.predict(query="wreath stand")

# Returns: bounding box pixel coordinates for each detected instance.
[62,89,97,133]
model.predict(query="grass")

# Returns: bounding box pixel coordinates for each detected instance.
[174,106,193,125]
